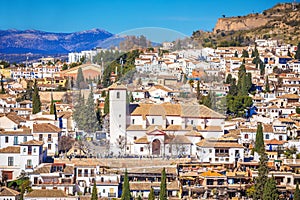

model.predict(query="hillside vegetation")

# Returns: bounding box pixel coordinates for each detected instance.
[192,3,300,47]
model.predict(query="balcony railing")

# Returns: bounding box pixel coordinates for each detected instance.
[108,193,116,197]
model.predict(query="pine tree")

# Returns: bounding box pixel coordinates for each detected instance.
[255,123,265,154]
[121,169,131,200]
[104,92,110,115]
[295,183,300,200]
[91,181,98,200]
[76,67,85,89]
[265,75,270,92]
[263,176,278,200]
[159,168,167,200]
[32,80,41,114]
[148,188,155,200]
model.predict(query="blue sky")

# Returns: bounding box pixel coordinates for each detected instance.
[0,0,291,36]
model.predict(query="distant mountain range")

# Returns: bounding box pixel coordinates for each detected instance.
[0,29,124,55]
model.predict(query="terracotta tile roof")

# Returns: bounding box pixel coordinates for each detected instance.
[200,171,225,177]
[130,103,225,119]
[277,94,300,99]
[134,136,149,144]
[265,139,286,145]
[263,124,273,133]
[278,118,295,123]
[25,189,67,198]
[21,139,43,146]
[126,125,145,131]
[0,146,20,153]
[108,83,127,90]
[33,123,61,133]
[240,128,256,133]
[33,164,52,174]
[203,126,223,132]
[0,127,32,135]
[2,113,26,124]
[0,187,20,196]
[185,130,203,137]
[196,139,244,148]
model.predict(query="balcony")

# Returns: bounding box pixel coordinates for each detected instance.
[108,193,116,197]
[25,165,33,169]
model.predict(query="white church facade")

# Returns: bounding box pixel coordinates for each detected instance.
[108,83,226,157]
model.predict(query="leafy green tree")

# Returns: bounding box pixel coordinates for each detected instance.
[101,90,106,97]
[255,123,265,154]
[91,181,98,200]
[76,67,85,89]
[137,195,142,200]
[121,169,131,200]
[104,92,110,115]
[148,188,155,200]
[296,107,300,114]
[295,183,300,200]
[32,80,41,114]
[263,176,278,200]
[159,168,167,200]
[265,75,270,92]
[295,42,300,60]
[228,79,238,96]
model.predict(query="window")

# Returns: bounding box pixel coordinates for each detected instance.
[152,118,155,124]
[39,134,43,141]
[5,136,8,143]
[279,136,283,141]
[116,92,120,99]
[191,120,194,125]
[8,157,14,166]
[119,114,121,118]
[48,134,52,142]
[27,159,32,168]
[209,149,212,153]
[23,148,26,152]
[103,189,106,193]
[132,119,135,124]
[140,147,144,152]
[23,136,27,142]
[33,148,36,153]
[134,136,137,140]
[48,144,52,150]
[171,120,174,125]
[245,134,249,139]
[13,136,18,145]
[78,169,82,177]
[265,134,270,140]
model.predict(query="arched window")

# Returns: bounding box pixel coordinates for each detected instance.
[245,134,249,139]
[279,135,283,141]
[265,134,270,140]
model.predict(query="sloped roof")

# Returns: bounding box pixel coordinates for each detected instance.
[265,138,286,145]
[196,139,244,148]
[134,136,149,144]
[0,146,20,153]
[108,82,127,90]
[33,123,61,133]
[170,135,192,144]
[130,103,225,119]
[25,189,67,198]
[21,139,44,146]
[185,130,203,137]
[0,187,20,196]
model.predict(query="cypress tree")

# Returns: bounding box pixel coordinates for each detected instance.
[225,74,232,84]
[234,51,238,57]
[263,176,278,200]
[253,123,268,200]
[148,188,155,200]
[159,168,167,200]
[295,183,300,200]
[73,91,85,129]
[32,80,41,114]
[1,75,5,94]
[76,67,85,89]
[121,169,131,200]
[50,93,54,114]
[196,80,200,100]
[53,103,57,120]
[242,49,249,58]
[255,123,264,154]
[91,181,98,200]
[104,92,110,115]
[228,78,238,96]
[265,76,270,92]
